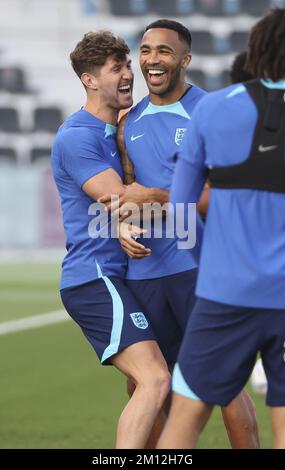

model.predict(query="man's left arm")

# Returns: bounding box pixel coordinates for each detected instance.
[170,106,208,210]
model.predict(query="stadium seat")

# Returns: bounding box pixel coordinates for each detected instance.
[213,35,231,54]
[191,31,215,54]
[207,70,230,91]
[187,70,207,90]
[218,69,231,88]
[195,0,240,16]
[0,66,31,94]
[33,106,63,133]
[240,0,270,16]
[151,0,194,16]
[0,107,21,133]
[109,0,148,15]
[0,146,17,164]
[230,31,249,52]
[272,0,285,7]
[30,146,51,163]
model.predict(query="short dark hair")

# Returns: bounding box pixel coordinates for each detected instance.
[145,19,192,51]
[245,8,285,81]
[70,31,130,79]
[230,51,254,84]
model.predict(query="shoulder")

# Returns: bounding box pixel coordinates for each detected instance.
[192,84,247,114]
[181,85,207,114]
[126,96,149,123]
[56,124,94,146]
[204,83,248,104]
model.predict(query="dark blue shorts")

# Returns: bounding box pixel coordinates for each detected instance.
[126,269,198,363]
[175,298,285,406]
[61,277,156,365]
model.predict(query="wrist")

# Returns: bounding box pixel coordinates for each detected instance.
[148,188,169,205]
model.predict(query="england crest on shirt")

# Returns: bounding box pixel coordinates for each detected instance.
[175,127,187,146]
[130,312,149,329]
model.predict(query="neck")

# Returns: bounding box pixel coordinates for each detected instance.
[84,97,118,126]
[149,81,190,105]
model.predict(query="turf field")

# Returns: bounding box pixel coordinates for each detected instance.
[0,263,273,448]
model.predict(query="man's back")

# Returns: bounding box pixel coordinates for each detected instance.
[180,80,285,308]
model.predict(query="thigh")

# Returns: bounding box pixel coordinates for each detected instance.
[61,277,156,365]
[111,339,169,384]
[165,268,198,331]
[176,298,261,406]
[261,308,285,406]
[126,278,182,363]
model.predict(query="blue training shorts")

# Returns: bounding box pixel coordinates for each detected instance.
[126,269,198,363]
[61,277,156,365]
[174,298,285,406]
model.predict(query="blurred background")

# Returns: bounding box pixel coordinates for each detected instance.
[0,0,281,448]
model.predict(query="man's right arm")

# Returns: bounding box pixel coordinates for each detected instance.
[117,113,135,185]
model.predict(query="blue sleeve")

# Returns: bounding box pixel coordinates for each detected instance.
[179,100,206,170]
[170,158,206,206]
[59,127,112,188]
[171,103,207,205]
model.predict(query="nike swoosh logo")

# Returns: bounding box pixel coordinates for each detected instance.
[131,134,144,142]
[258,144,278,152]
[110,151,117,157]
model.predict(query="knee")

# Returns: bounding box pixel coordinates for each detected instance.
[139,368,171,406]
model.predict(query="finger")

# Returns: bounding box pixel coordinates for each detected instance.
[123,247,151,259]
[98,194,112,203]
[108,199,121,212]
[120,237,151,252]
[131,225,148,235]
[118,209,133,222]
[120,240,151,256]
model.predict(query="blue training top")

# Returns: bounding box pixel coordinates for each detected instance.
[124,85,206,280]
[171,79,285,309]
[51,109,127,289]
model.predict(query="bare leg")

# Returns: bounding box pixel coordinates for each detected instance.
[112,340,170,449]
[157,392,213,449]
[127,376,168,449]
[271,407,285,449]
[221,389,260,449]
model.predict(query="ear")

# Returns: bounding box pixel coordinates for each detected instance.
[81,72,98,90]
[181,53,192,70]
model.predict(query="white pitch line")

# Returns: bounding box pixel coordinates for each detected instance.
[0,310,71,336]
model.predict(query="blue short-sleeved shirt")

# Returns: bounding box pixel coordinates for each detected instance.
[124,85,206,280]
[51,109,127,289]
[173,80,285,309]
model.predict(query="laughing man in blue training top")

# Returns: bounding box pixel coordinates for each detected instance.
[51,31,171,449]
[100,20,259,448]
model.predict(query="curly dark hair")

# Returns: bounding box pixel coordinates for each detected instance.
[70,31,130,79]
[230,51,254,84]
[245,8,285,81]
[145,19,192,51]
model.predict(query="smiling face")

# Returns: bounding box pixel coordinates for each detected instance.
[140,28,192,104]
[95,54,134,111]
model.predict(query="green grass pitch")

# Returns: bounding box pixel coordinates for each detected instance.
[0,263,272,448]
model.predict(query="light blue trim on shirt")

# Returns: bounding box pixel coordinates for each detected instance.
[172,364,201,401]
[104,123,117,139]
[96,262,124,363]
[261,79,285,90]
[134,101,191,122]
[226,84,246,99]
